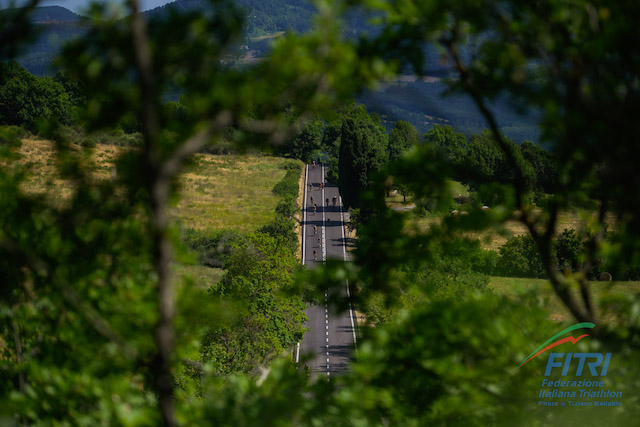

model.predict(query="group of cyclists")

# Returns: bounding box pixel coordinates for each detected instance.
[309,160,340,261]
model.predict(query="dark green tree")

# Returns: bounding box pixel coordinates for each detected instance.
[388,120,419,161]
[519,140,559,193]
[338,111,388,209]
[498,235,546,278]
[284,118,323,162]
[423,124,466,169]
[554,228,583,273]
[0,62,72,129]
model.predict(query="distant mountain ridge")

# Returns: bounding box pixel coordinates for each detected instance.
[10,1,319,75]
[29,5,80,22]
[0,5,81,22]
[144,0,316,37]
[4,2,539,142]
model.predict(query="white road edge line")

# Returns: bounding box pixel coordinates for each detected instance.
[321,165,326,262]
[296,164,308,365]
[340,195,358,354]
[302,164,308,266]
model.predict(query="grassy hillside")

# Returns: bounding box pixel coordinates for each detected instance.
[489,276,640,324]
[16,138,286,230]
[14,138,291,286]
[176,153,287,232]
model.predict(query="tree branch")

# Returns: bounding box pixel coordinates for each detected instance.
[126,0,175,424]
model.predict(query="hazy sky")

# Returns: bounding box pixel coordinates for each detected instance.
[0,0,175,13]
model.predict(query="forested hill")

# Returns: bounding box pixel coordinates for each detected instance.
[11,1,319,75]
[28,5,80,22]
[144,0,316,36]
[6,6,86,75]
[7,2,539,142]
[0,5,80,22]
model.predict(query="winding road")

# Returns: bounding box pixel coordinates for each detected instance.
[298,163,357,379]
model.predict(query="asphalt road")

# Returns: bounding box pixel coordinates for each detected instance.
[298,164,357,379]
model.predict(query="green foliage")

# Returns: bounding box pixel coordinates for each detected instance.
[283,118,323,162]
[183,228,245,268]
[424,124,467,173]
[520,140,558,193]
[203,233,306,376]
[387,120,419,161]
[272,168,301,199]
[275,194,297,218]
[462,130,535,194]
[53,70,85,106]
[347,294,556,426]
[498,235,546,278]
[258,216,298,254]
[554,228,584,273]
[338,106,388,209]
[321,116,342,183]
[0,137,160,424]
[261,159,301,253]
[0,61,72,129]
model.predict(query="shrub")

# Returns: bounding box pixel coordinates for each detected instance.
[281,160,301,171]
[498,235,546,278]
[182,228,244,268]
[554,228,583,272]
[411,205,428,218]
[80,138,96,148]
[272,169,300,198]
[258,217,298,254]
[275,195,297,218]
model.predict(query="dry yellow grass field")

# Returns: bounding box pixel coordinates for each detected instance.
[176,154,286,232]
[387,180,615,251]
[406,210,615,251]
[14,139,287,232]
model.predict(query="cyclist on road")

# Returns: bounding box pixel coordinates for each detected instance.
[318,237,322,246]
[313,250,317,260]
[313,225,317,234]
[326,198,329,206]
[332,196,337,206]
[310,196,314,205]
[312,160,316,169]
[326,218,331,225]
[313,204,317,214]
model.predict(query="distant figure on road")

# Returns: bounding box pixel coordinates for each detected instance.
[318,237,322,246]
[312,160,315,169]
[313,250,317,260]
[332,196,337,206]
[308,183,312,191]
[313,225,317,234]
[310,196,314,205]
[313,204,317,214]
[326,198,329,206]
[326,218,331,225]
